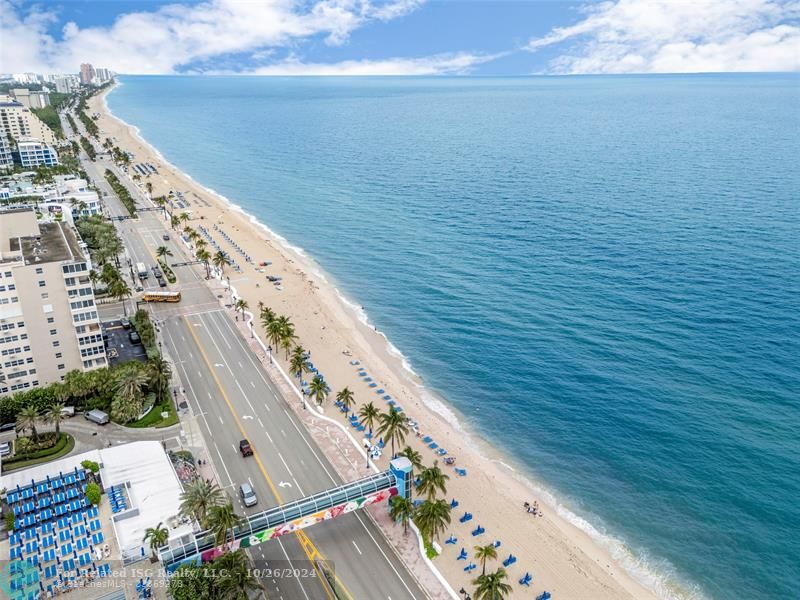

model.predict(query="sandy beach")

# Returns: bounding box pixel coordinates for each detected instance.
[89,86,665,600]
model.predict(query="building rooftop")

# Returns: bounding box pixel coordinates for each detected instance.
[10,221,84,265]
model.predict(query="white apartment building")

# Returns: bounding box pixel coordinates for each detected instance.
[55,76,80,94]
[0,208,106,396]
[15,138,59,168]
[0,134,12,171]
[0,96,57,146]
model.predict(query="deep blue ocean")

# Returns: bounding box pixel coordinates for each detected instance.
[109,75,799,600]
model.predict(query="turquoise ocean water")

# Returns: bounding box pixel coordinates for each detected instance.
[109,75,799,600]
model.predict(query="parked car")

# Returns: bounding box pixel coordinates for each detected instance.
[129,330,141,343]
[60,406,75,418]
[239,439,253,457]
[0,442,11,457]
[152,267,162,278]
[162,234,170,241]
[85,409,110,425]
[239,483,258,507]
[0,422,16,432]
[157,277,167,288]
[121,317,131,329]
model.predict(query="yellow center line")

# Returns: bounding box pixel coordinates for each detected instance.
[184,316,347,600]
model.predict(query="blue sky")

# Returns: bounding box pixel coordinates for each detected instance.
[2,0,799,75]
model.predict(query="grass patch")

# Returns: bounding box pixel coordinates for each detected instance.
[424,539,439,559]
[3,435,75,471]
[127,399,178,429]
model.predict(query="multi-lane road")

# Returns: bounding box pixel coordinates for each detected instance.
[66,113,427,599]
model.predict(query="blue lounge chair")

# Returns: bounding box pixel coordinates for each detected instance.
[376,389,384,394]
[536,593,551,600]
[472,526,485,536]
[422,436,432,443]
[493,540,501,548]
[464,563,476,572]
[445,535,457,544]
[428,442,438,449]
[450,499,459,508]
[502,554,517,567]
[520,572,532,586]
[369,383,377,388]
[456,468,467,476]
[459,512,472,523]
[457,548,467,560]
[383,395,391,400]
[437,448,447,456]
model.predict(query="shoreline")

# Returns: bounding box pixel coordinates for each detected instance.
[93,82,693,600]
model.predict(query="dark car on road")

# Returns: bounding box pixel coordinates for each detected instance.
[239,439,253,457]
[129,330,140,343]
[157,277,167,288]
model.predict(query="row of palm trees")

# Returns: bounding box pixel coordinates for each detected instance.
[94,262,132,316]
[157,212,233,280]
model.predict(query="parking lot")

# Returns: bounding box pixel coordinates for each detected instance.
[104,318,147,365]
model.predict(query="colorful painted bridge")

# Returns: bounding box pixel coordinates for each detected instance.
[159,457,412,568]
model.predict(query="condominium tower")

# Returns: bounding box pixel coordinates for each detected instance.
[0,96,58,146]
[0,208,106,396]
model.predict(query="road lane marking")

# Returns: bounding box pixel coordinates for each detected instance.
[258,418,264,428]
[218,415,224,425]
[352,541,362,555]
[214,442,233,486]
[183,315,334,600]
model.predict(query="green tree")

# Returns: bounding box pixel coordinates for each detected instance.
[112,368,148,423]
[179,212,191,225]
[289,347,309,389]
[85,482,101,506]
[167,565,214,600]
[109,276,131,317]
[472,568,513,600]
[207,502,241,548]
[417,460,450,501]
[156,245,173,260]
[358,402,379,436]
[266,318,284,355]
[44,402,66,436]
[415,498,451,543]
[336,387,355,415]
[196,247,211,279]
[143,521,169,561]
[260,305,276,325]
[179,478,224,526]
[308,375,330,407]
[215,550,263,600]
[149,355,172,402]
[234,298,248,315]
[474,543,498,576]
[275,315,296,358]
[170,214,181,230]
[15,437,33,454]
[212,250,231,275]
[377,405,409,458]
[389,495,415,535]
[16,406,39,442]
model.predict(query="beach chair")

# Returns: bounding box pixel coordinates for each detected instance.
[456,548,467,560]
[422,436,432,444]
[471,526,485,536]
[376,389,385,394]
[493,540,501,548]
[502,554,516,567]
[450,499,459,508]
[437,448,447,456]
[464,563,476,572]
[456,468,467,477]
[459,512,472,523]
[536,593,551,600]
[428,442,438,449]
[445,535,457,544]
[520,573,532,586]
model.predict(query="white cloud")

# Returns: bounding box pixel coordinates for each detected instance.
[0,0,428,74]
[240,51,504,75]
[527,0,800,73]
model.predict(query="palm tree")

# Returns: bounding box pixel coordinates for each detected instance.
[215,550,263,600]
[113,368,148,422]
[109,277,131,316]
[472,568,512,600]
[179,478,224,526]
[196,247,211,279]
[308,375,330,407]
[143,522,169,561]
[179,212,190,225]
[377,405,409,458]
[45,402,66,436]
[16,406,39,442]
[156,245,172,260]
[398,446,423,477]
[206,502,241,548]
[212,250,231,275]
[289,347,309,388]
[336,387,355,415]
[474,543,498,576]
[415,498,451,543]
[260,305,276,325]
[183,225,193,238]
[358,402,379,436]
[389,495,415,535]
[266,318,284,355]
[275,315,296,357]
[417,460,450,501]
[170,214,180,230]
[149,355,171,402]
[234,298,248,315]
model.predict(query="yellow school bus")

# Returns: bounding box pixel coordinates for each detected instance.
[142,291,181,303]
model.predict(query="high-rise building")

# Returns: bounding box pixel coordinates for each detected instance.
[14,138,59,168]
[94,68,110,84]
[11,73,40,85]
[0,208,106,396]
[0,96,58,146]
[9,88,51,110]
[79,64,95,85]
[0,133,13,171]
[55,76,80,94]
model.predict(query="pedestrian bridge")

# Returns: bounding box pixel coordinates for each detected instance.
[159,457,412,568]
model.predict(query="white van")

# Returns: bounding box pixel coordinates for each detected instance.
[85,409,109,425]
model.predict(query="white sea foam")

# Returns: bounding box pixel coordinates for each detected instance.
[104,83,706,600]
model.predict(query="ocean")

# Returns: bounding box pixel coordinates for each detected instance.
[108,75,800,600]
